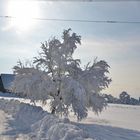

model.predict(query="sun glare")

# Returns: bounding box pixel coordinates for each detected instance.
[7,1,40,32]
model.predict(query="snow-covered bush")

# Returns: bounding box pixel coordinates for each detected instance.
[12,29,111,120]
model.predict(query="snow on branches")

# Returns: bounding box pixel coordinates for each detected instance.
[12,29,111,120]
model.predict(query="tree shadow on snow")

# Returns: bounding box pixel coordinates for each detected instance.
[74,122,140,140]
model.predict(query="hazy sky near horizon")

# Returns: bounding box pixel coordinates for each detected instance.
[0,0,140,98]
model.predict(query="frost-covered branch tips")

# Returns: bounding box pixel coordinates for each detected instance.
[12,29,111,120]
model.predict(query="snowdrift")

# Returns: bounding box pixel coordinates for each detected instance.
[0,98,93,140]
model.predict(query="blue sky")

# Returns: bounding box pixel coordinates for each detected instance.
[0,1,140,98]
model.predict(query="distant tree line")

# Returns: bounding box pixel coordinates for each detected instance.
[103,91,140,105]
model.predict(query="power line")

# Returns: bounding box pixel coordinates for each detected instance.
[0,15,140,24]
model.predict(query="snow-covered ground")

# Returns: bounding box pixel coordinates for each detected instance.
[0,92,140,140]
[0,96,91,140]
[72,104,140,140]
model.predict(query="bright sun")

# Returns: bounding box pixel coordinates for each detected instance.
[7,1,40,32]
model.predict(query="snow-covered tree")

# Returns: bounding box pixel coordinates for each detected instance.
[119,91,130,104]
[12,29,111,120]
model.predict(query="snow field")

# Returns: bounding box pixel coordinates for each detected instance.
[1,93,140,140]
[0,98,93,140]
